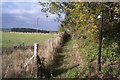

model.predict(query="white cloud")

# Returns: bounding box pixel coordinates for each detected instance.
[8,8,39,14]
[3,2,42,15]
[17,15,28,20]
[2,2,62,31]
[2,0,38,2]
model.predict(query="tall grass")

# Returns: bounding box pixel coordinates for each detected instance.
[2,32,64,78]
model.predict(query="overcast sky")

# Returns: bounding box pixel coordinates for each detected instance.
[2,2,64,31]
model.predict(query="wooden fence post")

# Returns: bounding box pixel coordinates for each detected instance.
[53,37,55,47]
[56,36,58,46]
[50,39,53,52]
[34,43,38,78]
[47,39,50,54]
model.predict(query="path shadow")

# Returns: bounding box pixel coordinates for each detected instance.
[38,55,54,79]
[37,32,72,79]
[52,64,79,77]
[50,32,79,77]
[53,34,71,67]
[53,32,71,67]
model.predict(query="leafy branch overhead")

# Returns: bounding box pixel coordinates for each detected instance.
[39,2,119,37]
[39,2,120,78]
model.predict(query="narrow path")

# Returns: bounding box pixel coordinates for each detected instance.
[51,39,82,78]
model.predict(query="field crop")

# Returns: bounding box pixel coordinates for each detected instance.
[2,32,54,49]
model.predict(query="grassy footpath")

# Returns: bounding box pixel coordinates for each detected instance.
[51,39,83,78]
[50,35,120,78]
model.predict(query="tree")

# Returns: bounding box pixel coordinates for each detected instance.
[39,2,120,78]
[39,2,119,38]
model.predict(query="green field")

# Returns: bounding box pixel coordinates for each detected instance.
[2,32,54,49]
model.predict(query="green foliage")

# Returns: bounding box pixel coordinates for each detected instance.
[40,2,119,36]
[101,66,119,78]
[40,2,120,78]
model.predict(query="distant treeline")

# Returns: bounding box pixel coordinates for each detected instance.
[2,28,57,33]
